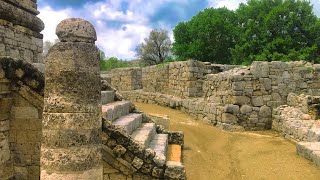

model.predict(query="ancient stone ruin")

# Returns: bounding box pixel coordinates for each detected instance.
[1,0,320,179]
[0,1,185,179]
[107,60,320,167]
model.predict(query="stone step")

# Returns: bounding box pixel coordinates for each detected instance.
[131,123,156,148]
[112,113,142,134]
[149,134,169,166]
[101,90,115,104]
[102,101,131,122]
[297,142,320,166]
[307,128,320,142]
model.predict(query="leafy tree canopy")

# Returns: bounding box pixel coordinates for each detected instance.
[136,29,172,66]
[173,8,238,64]
[173,0,320,65]
[100,52,133,71]
[232,0,320,64]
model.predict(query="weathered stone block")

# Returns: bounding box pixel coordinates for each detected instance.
[259,106,271,118]
[42,112,101,130]
[221,113,238,124]
[41,146,101,171]
[224,104,239,115]
[240,105,252,114]
[232,81,244,91]
[13,166,28,180]
[251,61,269,78]
[252,96,264,107]
[11,107,38,119]
[230,96,250,105]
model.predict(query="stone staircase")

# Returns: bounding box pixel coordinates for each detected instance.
[100,84,186,179]
[273,103,320,168]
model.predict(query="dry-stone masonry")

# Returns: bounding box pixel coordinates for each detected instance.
[112,60,320,131]
[0,0,44,63]
[273,92,320,167]
[41,18,103,179]
[142,64,170,94]
[111,67,142,91]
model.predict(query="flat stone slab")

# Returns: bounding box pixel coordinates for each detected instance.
[149,134,168,166]
[131,123,156,148]
[102,101,131,121]
[297,142,320,166]
[113,113,142,134]
[101,91,115,104]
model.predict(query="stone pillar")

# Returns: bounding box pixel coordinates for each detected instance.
[41,18,103,179]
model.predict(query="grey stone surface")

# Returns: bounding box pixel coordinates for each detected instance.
[150,134,169,166]
[101,90,115,104]
[102,101,131,122]
[113,113,142,134]
[131,123,156,148]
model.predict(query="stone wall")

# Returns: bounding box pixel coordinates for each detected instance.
[0,57,44,179]
[0,69,14,179]
[111,68,142,91]
[202,61,320,130]
[0,0,44,63]
[116,60,320,131]
[110,60,239,98]
[168,61,205,98]
[142,64,169,94]
[272,93,320,142]
[9,92,42,179]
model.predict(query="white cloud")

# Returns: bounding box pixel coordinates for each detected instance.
[38,1,164,60]
[209,0,247,10]
[310,0,320,17]
[95,23,152,59]
[38,6,72,42]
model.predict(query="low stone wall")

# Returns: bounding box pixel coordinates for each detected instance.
[168,61,205,98]
[116,61,320,131]
[110,60,239,98]
[0,0,44,63]
[121,90,245,131]
[272,93,320,142]
[111,68,142,91]
[142,64,169,94]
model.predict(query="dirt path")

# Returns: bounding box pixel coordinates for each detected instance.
[135,102,320,180]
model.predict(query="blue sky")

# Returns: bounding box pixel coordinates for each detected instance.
[38,0,320,60]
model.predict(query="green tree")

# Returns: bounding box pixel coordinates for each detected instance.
[100,53,133,71]
[43,39,59,57]
[232,0,320,64]
[136,29,172,66]
[173,8,238,64]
